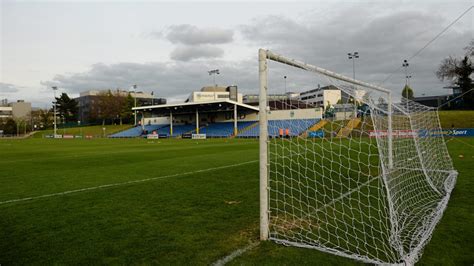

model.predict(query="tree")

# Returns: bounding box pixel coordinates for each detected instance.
[39,109,53,129]
[92,91,113,125]
[2,118,17,135]
[401,85,414,100]
[120,93,135,125]
[436,42,474,109]
[55,93,78,123]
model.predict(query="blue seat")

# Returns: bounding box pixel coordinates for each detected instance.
[238,119,320,138]
[109,124,167,138]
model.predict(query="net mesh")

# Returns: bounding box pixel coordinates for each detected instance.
[264,55,457,264]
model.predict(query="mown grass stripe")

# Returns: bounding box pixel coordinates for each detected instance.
[0,160,258,206]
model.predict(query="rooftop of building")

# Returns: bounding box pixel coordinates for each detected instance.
[78,89,159,99]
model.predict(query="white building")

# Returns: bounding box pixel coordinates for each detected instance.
[0,100,32,119]
[187,86,243,103]
[299,85,341,110]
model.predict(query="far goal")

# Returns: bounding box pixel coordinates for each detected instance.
[258,49,457,265]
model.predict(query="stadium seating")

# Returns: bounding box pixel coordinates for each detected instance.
[109,124,167,138]
[110,119,320,138]
[155,124,196,137]
[198,121,257,137]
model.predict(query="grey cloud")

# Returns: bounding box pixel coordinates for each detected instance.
[170,45,224,61]
[42,6,471,104]
[164,24,233,45]
[241,9,472,97]
[0,82,20,93]
[42,60,259,101]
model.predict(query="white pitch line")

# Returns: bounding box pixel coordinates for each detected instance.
[0,160,258,206]
[212,242,259,266]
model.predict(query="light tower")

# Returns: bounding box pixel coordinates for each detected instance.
[402,60,412,86]
[208,69,220,86]
[347,52,359,79]
[52,86,58,137]
[131,84,137,125]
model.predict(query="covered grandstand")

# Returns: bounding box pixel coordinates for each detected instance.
[110,99,323,138]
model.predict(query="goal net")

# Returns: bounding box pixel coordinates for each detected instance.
[258,49,458,265]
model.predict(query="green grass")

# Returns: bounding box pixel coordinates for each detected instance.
[0,137,472,265]
[32,124,132,138]
[438,110,474,129]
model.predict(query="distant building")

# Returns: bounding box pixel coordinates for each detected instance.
[413,95,450,108]
[76,90,166,123]
[243,92,298,104]
[299,85,341,110]
[186,86,243,103]
[0,100,32,120]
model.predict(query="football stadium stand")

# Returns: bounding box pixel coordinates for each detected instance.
[110,119,320,138]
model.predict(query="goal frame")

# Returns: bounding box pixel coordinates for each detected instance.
[258,48,394,241]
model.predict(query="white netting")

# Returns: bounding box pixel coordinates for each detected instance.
[262,52,457,264]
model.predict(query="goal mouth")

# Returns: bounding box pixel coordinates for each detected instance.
[258,49,458,265]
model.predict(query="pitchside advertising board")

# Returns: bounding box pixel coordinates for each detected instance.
[369,128,474,138]
[308,130,325,138]
[192,134,207,139]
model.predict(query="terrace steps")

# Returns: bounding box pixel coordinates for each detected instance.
[336,118,361,138]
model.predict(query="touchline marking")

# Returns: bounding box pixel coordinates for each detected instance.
[211,242,259,266]
[0,160,258,206]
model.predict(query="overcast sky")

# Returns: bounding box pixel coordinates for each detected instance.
[1,0,472,107]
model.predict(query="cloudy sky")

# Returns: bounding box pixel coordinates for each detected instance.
[1,0,472,107]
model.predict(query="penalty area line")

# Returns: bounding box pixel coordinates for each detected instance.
[0,160,258,206]
[212,241,259,266]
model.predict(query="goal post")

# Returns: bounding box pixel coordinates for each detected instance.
[259,48,269,241]
[258,49,457,265]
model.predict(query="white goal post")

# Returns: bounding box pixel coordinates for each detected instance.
[258,49,458,265]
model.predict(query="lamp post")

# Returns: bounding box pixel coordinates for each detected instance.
[347,52,359,119]
[402,60,412,86]
[132,84,137,125]
[347,52,359,80]
[208,69,220,86]
[52,86,58,137]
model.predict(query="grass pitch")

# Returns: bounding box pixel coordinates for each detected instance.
[0,137,472,265]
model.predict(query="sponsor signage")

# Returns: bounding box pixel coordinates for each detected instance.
[192,134,207,139]
[308,130,325,138]
[147,134,159,139]
[54,134,63,139]
[369,130,417,138]
[63,135,74,139]
[423,128,474,137]
[369,128,474,138]
[182,133,192,139]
